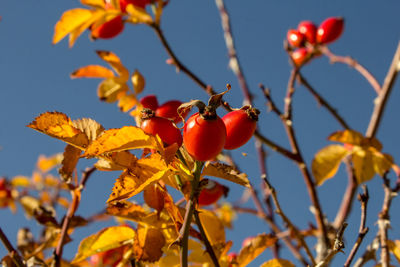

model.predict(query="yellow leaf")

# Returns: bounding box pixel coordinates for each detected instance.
[328,129,364,146]
[59,145,82,182]
[163,190,184,227]
[311,145,349,186]
[131,70,145,95]
[202,162,250,187]
[72,225,136,263]
[260,258,295,267]
[388,240,400,263]
[97,77,129,103]
[95,151,138,171]
[96,50,130,81]
[83,126,162,157]
[118,93,138,112]
[372,151,394,177]
[27,112,89,150]
[133,226,166,262]
[215,203,237,229]
[53,8,93,45]
[237,234,277,267]
[69,9,107,47]
[352,148,376,183]
[125,5,153,24]
[107,154,171,202]
[198,209,225,245]
[36,153,63,173]
[80,0,105,8]
[11,176,30,187]
[73,118,105,142]
[70,65,115,79]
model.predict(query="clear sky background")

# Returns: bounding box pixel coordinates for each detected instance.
[1,1,400,266]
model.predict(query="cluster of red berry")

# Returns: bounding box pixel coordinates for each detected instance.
[287,17,344,66]
[91,0,152,39]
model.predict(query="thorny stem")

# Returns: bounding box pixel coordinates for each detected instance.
[193,209,221,267]
[316,223,347,267]
[179,161,204,267]
[0,227,25,267]
[263,178,316,266]
[365,41,400,138]
[344,185,369,267]
[54,167,96,267]
[379,175,395,267]
[321,46,381,94]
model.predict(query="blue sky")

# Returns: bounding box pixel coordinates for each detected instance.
[1,0,400,265]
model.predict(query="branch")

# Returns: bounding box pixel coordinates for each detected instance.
[353,235,379,267]
[215,0,253,104]
[0,227,25,267]
[316,222,347,267]
[344,185,369,267]
[321,46,381,94]
[366,41,400,138]
[54,167,96,267]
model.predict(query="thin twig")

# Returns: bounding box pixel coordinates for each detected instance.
[366,41,400,138]
[54,167,96,267]
[353,235,379,267]
[344,185,369,267]
[263,178,316,266]
[321,46,381,94]
[0,227,25,267]
[259,84,283,118]
[316,222,347,267]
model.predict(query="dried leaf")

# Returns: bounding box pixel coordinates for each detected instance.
[59,145,82,182]
[202,162,250,187]
[125,5,153,24]
[95,151,138,171]
[163,190,184,227]
[133,226,165,262]
[73,118,105,142]
[97,77,129,103]
[352,148,376,184]
[197,209,225,245]
[71,65,115,79]
[131,70,145,94]
[27,112,89,150]
[328,129,365,146]
[72,225,135,263]
[118,93,138,112]
[311,145,349,186]
[260,258,295,267]
[53,8,93,45]
[96,50,129,81]
[106,201,147,218]
[83,126,162,157]
[237,234,277,267]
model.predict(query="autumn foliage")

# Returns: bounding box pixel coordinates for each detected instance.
[2,1,400,267]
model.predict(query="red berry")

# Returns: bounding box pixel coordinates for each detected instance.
[222,108,258,150]
[298,21,317,44]
[287,29,305,47]
[291,47,310,66]
[119,0,152,12]
[197,180,228,206]
[317,17,344,44]
[91,15,124,39]
[141,116,183,147]
[183,112,226,161]
[140,94,159,111]
[0,178,12,208]
[156,100,188,123]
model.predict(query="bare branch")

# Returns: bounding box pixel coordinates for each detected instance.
[316,222,347,267]
[0,227,25,267]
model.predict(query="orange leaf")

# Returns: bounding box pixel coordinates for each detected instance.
[133,226,165,262]
[36,153,63,173]
[53,8,93,45]
[372,151,394,177]
[237,234,277,267]
[118,93,138,112]
[27,112,89,150]
[202,162,250,187]
[97,77,129,103]
[131,70,145,95]
[83,126,163,157]
[106,200,147,219]
[96,50,130,81]
[197,209,225,245]
[388,240,400,263]
[352,148,376,183]
[80,0,105,8]
[72,225,135,263]
[328,129,364,146]
[95,151,138,171]
[71,65,115,79]
[163,190,184,227]
[59,145,82,182]
[311,144,349,186]
[125,5,153,24]
[260,258,295,267]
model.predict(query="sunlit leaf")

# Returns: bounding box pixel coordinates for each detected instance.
[388,240,400,263]
[131,70,145,95]
[237,234,277,267]
[71,65,115,79]
[163,190,184,228]
[27,112,89,150]
[69,9,107,47]
[215,203,237,229]
[73,118,105,142]
[187,239,213,265]
[11,176,30,187]
[80,0,105,8]
[125,5,153,24]
[260,258,295,267]
[59,145,81,182]
[202,162,250,187]
[328,129,364,146]
[95,151,138,171]
[311,144,349,186]
[133,225,166,262]
[197,209,225,245]
[352,148,376,184]
[20,196,58,226]
[118,93,138,112]
[83,126,163,157]
[372,151,394,176]
[72,225,135,263]
[36,153,63,173]
[53,8,93,45]
[97,77,129,103]
[96,50,130,81]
